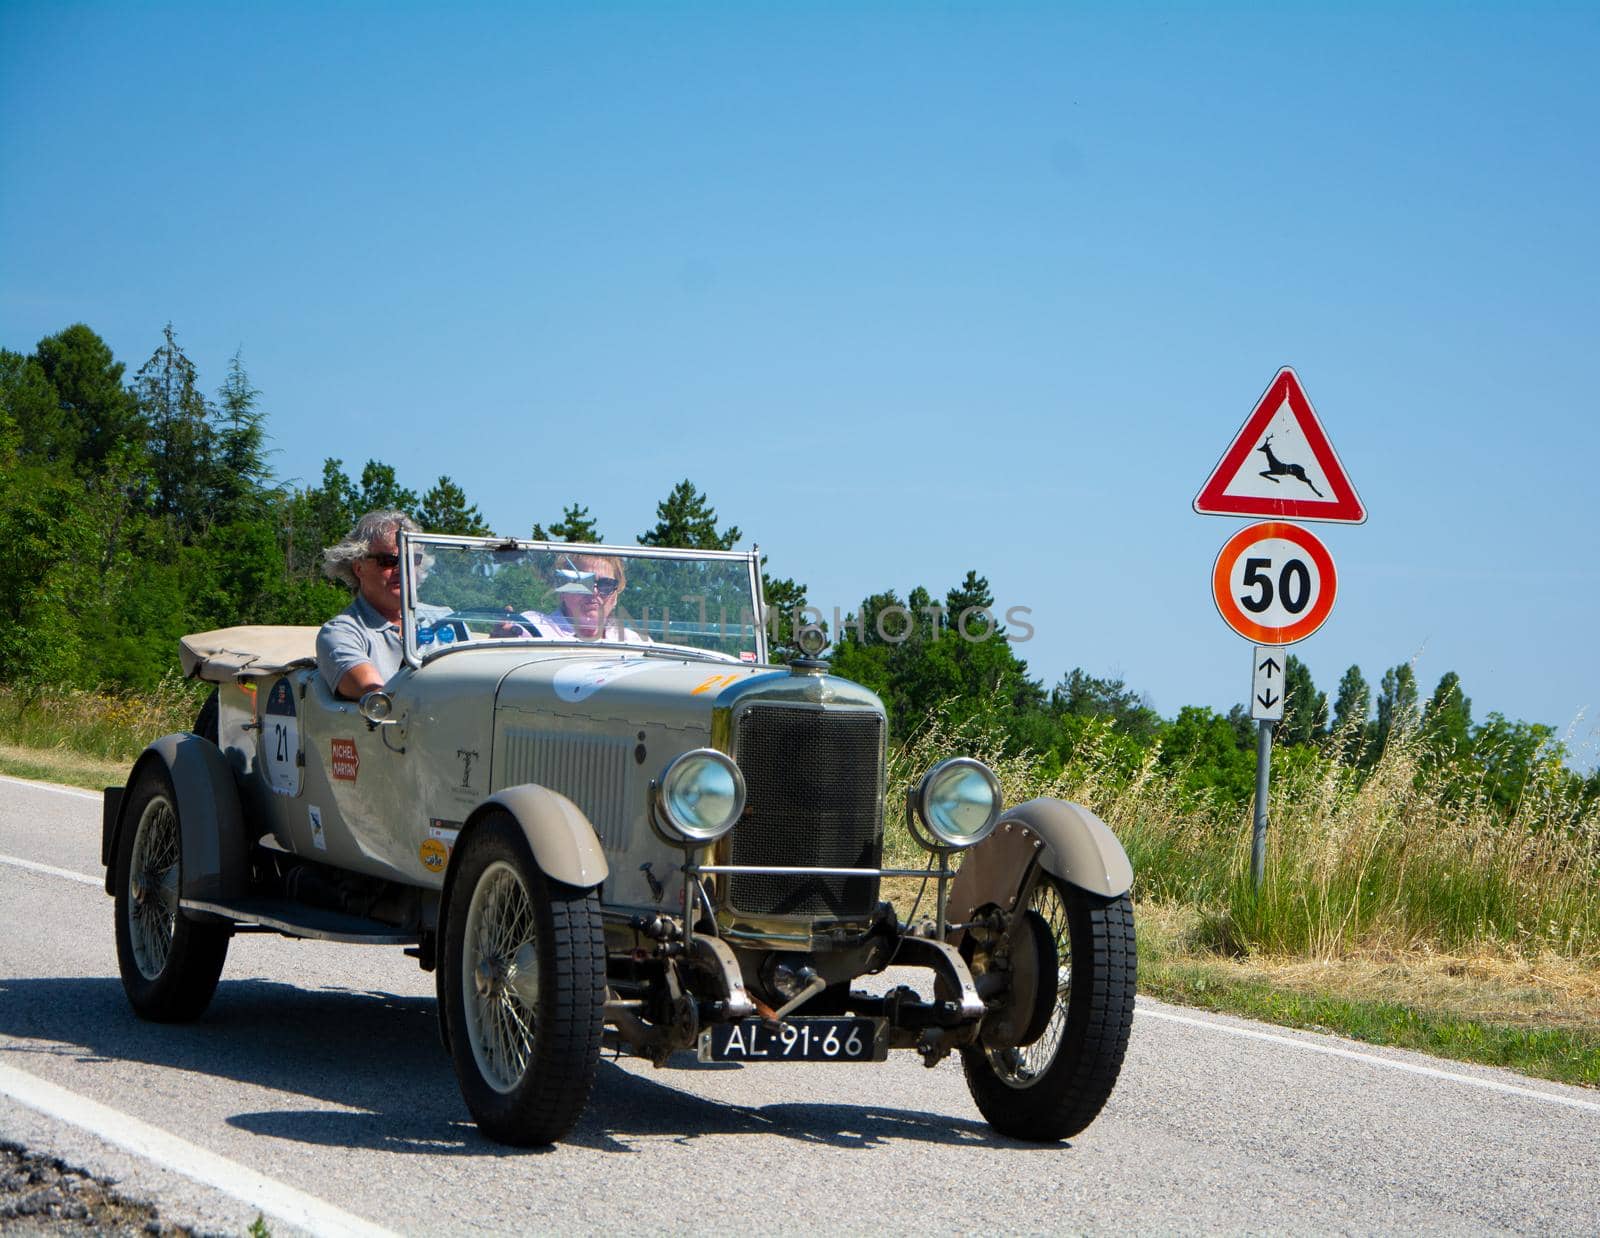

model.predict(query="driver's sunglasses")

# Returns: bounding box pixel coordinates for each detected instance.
[590,577,621,597]
[368,552,423,570]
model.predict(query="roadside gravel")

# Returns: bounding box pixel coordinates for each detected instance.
[0,1142,192,1236]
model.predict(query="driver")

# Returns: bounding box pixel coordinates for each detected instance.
[316,510,423,698]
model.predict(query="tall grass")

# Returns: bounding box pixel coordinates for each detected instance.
[887,713,1600,963]
[0,677,205,764]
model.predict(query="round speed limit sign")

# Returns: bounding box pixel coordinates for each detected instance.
[1211,521,1337,645]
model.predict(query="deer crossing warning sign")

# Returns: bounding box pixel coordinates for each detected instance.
[1193,367,1366,524]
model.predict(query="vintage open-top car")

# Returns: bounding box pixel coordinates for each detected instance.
[102,534,1136,1145]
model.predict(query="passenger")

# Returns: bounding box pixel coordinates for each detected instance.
[317,510,423,699]
[517,553,651,644]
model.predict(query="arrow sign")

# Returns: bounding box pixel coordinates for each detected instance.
[1251,645,1286,721]
[1194,367,1366,524]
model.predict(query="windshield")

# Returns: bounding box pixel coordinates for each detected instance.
[399,535,766,663]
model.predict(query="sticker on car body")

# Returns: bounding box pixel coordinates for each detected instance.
[330,738,359,781]
[551,658,656,702]
[308,804,326,851]
[262,677,300,796]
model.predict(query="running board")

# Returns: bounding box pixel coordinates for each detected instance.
[180,896,419,945]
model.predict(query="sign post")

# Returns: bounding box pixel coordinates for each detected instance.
[1195,368,1362,889]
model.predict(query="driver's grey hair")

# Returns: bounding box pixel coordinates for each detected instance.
[322,510,422,591]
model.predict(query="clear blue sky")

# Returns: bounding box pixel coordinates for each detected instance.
[4,3,1597,758]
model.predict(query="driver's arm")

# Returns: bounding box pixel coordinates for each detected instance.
[335,662,385,700]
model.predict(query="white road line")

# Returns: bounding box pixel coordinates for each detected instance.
[1139,1004,1600,1114]
[0,773,103,801]
[1,854,102,887]
[0,1062,398,1238]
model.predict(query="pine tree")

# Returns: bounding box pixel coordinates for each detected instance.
[1421,670,1473,764]
[211,351,272,524]
[1330,664,1371,762]
[356,460,419,516]
[532,502,601,542]
[419,475,491,535]
[133,323,215,538]
[637,480,740,549]
[1280,655,1328,746]
[1373,662,1420,760]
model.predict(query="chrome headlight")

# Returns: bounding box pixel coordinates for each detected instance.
[909,757,1002,850]
[652,748,747,846]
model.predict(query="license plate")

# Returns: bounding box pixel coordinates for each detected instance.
[698,1017,888,1063]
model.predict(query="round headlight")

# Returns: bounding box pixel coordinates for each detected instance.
[654,749,747,846]
[912,757,1002,850]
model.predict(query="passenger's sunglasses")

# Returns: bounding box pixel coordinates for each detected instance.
[367,552,424,570]
[589,577,621,597]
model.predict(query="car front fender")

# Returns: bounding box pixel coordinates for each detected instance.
[946,797,1132,931]
[469,785,609,890]
[103,733,249,902]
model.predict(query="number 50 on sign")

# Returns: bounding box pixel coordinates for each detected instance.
[1211,521,1337,645]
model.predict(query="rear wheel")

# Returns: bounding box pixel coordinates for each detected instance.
[113,765,230,1021]
[442,813,605,1146]
[961,880,1136,1141]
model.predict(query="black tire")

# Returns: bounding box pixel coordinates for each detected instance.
[961,881,1136,1142]
[442,812,605,1146]
[113,765,230,1022]
[193,687,219,744]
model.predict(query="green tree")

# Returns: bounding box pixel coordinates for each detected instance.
[211,351,273,525]
[1471,712,1557,815]
[1279,655,1328,747]
[1330,664,1371,761]
[1050,668,1161,743]
[133,323,216,538]
[1372,662,1419,762]
[1421,670,1473,767]
[0,464,92,684]
[1159,705,1257,804]
[32,324,144,471]
[419,475,491,535]
[0,349,58,462]
[531,502,601,542]
[355,459,418,516]
[638,479,740,549]
[284,458,359,577]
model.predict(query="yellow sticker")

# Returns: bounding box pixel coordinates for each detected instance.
[691,673,740,696]
[419,837,449,873]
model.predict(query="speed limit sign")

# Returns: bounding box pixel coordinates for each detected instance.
[1211,521,1337,645]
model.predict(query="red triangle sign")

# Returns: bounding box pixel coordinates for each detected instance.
[1193,367,1366,524]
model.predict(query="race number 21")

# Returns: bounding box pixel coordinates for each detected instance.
[1211,521,1337,645]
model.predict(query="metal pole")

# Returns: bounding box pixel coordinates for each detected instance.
[1251,720,1273,889]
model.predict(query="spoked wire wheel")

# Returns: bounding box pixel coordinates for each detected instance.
[985,877,1073,1088]
[442,812,605,1146]
[961,876,1136,1142]
[127,795,181,979]
[113,764,229,1021]
[461,860,543,1093]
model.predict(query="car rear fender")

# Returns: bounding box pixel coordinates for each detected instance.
[103,733,249,902]
[946,797,1132,938]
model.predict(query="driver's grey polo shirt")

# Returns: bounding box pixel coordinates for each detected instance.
[317,593,403,693]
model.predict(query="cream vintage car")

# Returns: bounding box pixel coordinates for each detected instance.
[102,534,1136,1146]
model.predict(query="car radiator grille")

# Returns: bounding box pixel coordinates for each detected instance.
[728,705,885,919]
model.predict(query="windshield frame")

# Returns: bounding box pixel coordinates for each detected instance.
[395,532,769,668]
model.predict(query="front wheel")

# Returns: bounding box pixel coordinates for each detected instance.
[441,813,605,1146]
[961,880,1136,1142]
[113,765,230,1021]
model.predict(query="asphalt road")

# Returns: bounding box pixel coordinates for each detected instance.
[2,773,1597,1236]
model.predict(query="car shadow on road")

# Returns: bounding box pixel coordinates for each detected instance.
[0,977,1050,1156]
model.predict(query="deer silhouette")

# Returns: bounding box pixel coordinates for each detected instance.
[1257,435,1323,497]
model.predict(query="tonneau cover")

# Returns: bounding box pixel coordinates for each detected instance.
[179,626,320,683]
